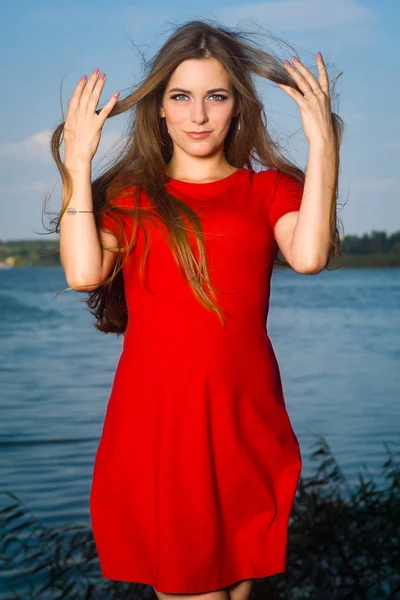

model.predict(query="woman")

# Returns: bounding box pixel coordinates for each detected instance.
[51,19,342,600]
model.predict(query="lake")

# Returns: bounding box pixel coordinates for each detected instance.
[0,266,399,530]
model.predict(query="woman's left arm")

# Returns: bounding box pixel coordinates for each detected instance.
[276,52,339,274]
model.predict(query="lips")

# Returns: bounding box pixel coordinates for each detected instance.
[185,131,212,139]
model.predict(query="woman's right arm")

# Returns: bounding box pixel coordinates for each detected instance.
[58,68,120,292]
[60,157,117,292]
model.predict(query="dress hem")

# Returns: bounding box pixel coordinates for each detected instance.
[100,564,286,594]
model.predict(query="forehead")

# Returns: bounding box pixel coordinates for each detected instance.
[167,58,232,89]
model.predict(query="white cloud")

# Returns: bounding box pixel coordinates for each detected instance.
[0,131,53,162]
[0,130,127,164]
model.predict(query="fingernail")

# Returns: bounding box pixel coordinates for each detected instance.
[92,67,99,75]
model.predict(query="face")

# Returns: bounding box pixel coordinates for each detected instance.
[159,58,238,157]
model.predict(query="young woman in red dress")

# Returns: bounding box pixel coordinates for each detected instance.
[53,19,342,600]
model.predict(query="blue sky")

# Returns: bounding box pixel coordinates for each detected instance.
[1,0,398,240]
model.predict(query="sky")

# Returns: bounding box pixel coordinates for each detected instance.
[1,0,399,240]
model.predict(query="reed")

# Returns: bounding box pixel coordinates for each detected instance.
[1,436,399,599]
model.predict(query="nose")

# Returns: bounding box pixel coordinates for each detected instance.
[190,100,209,125]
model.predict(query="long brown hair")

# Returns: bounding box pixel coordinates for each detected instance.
[46,19,344,336]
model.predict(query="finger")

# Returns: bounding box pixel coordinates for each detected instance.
[277,83,305,105]
[98,92,120,122]
[316,53,330,96]
[88,72,107,111]
[80,68,101,110]
[292,56,319,90]
[284,60,314,95]
[69,75,88,111]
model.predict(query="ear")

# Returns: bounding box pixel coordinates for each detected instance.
[233,92,241,118]
[159,105,166,119]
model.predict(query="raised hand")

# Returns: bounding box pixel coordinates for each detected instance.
[277,53,335,145]
[63,67,120,165]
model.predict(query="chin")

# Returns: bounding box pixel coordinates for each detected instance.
[189,151,216,158]
[184,145,215,157]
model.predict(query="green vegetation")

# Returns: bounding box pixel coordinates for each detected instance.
[1,437,399,599]
[0,239,60,268]
[1,231,400,268]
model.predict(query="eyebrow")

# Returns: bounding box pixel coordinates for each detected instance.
[168,87,231,94]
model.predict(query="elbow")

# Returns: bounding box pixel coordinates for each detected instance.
[293,257,327,275]
[289,238,330,275]
[66,274,103,292]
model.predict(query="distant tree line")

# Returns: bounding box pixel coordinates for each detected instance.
[342,230,400,255]
[0,230,400,267]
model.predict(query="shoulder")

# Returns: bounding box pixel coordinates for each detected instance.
[106,184,136,208]
[248,168,276,189]
[248,168,303,197]
[244,168,280,199]
[248,168,298,186]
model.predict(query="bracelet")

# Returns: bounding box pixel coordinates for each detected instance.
[65,208,94,214]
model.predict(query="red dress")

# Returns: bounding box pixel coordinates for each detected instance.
[90,167,304,594]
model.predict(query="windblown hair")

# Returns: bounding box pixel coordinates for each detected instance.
[46,19,344,336]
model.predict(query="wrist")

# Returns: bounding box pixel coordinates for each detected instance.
[64,155,92,171]
[308,133,336,151]
[308,139,337,160]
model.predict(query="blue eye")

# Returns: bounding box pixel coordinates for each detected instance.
[170,94,228,102]
[209,94,227,101]
[171,94,188,101]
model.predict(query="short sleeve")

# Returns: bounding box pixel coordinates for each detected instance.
[99,186,133,240]
[99,209,120,237]
[268,169,304,231]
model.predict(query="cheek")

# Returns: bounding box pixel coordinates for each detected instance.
[215,105,235,125]
[165,103,187,125]
[214,115,234,133]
